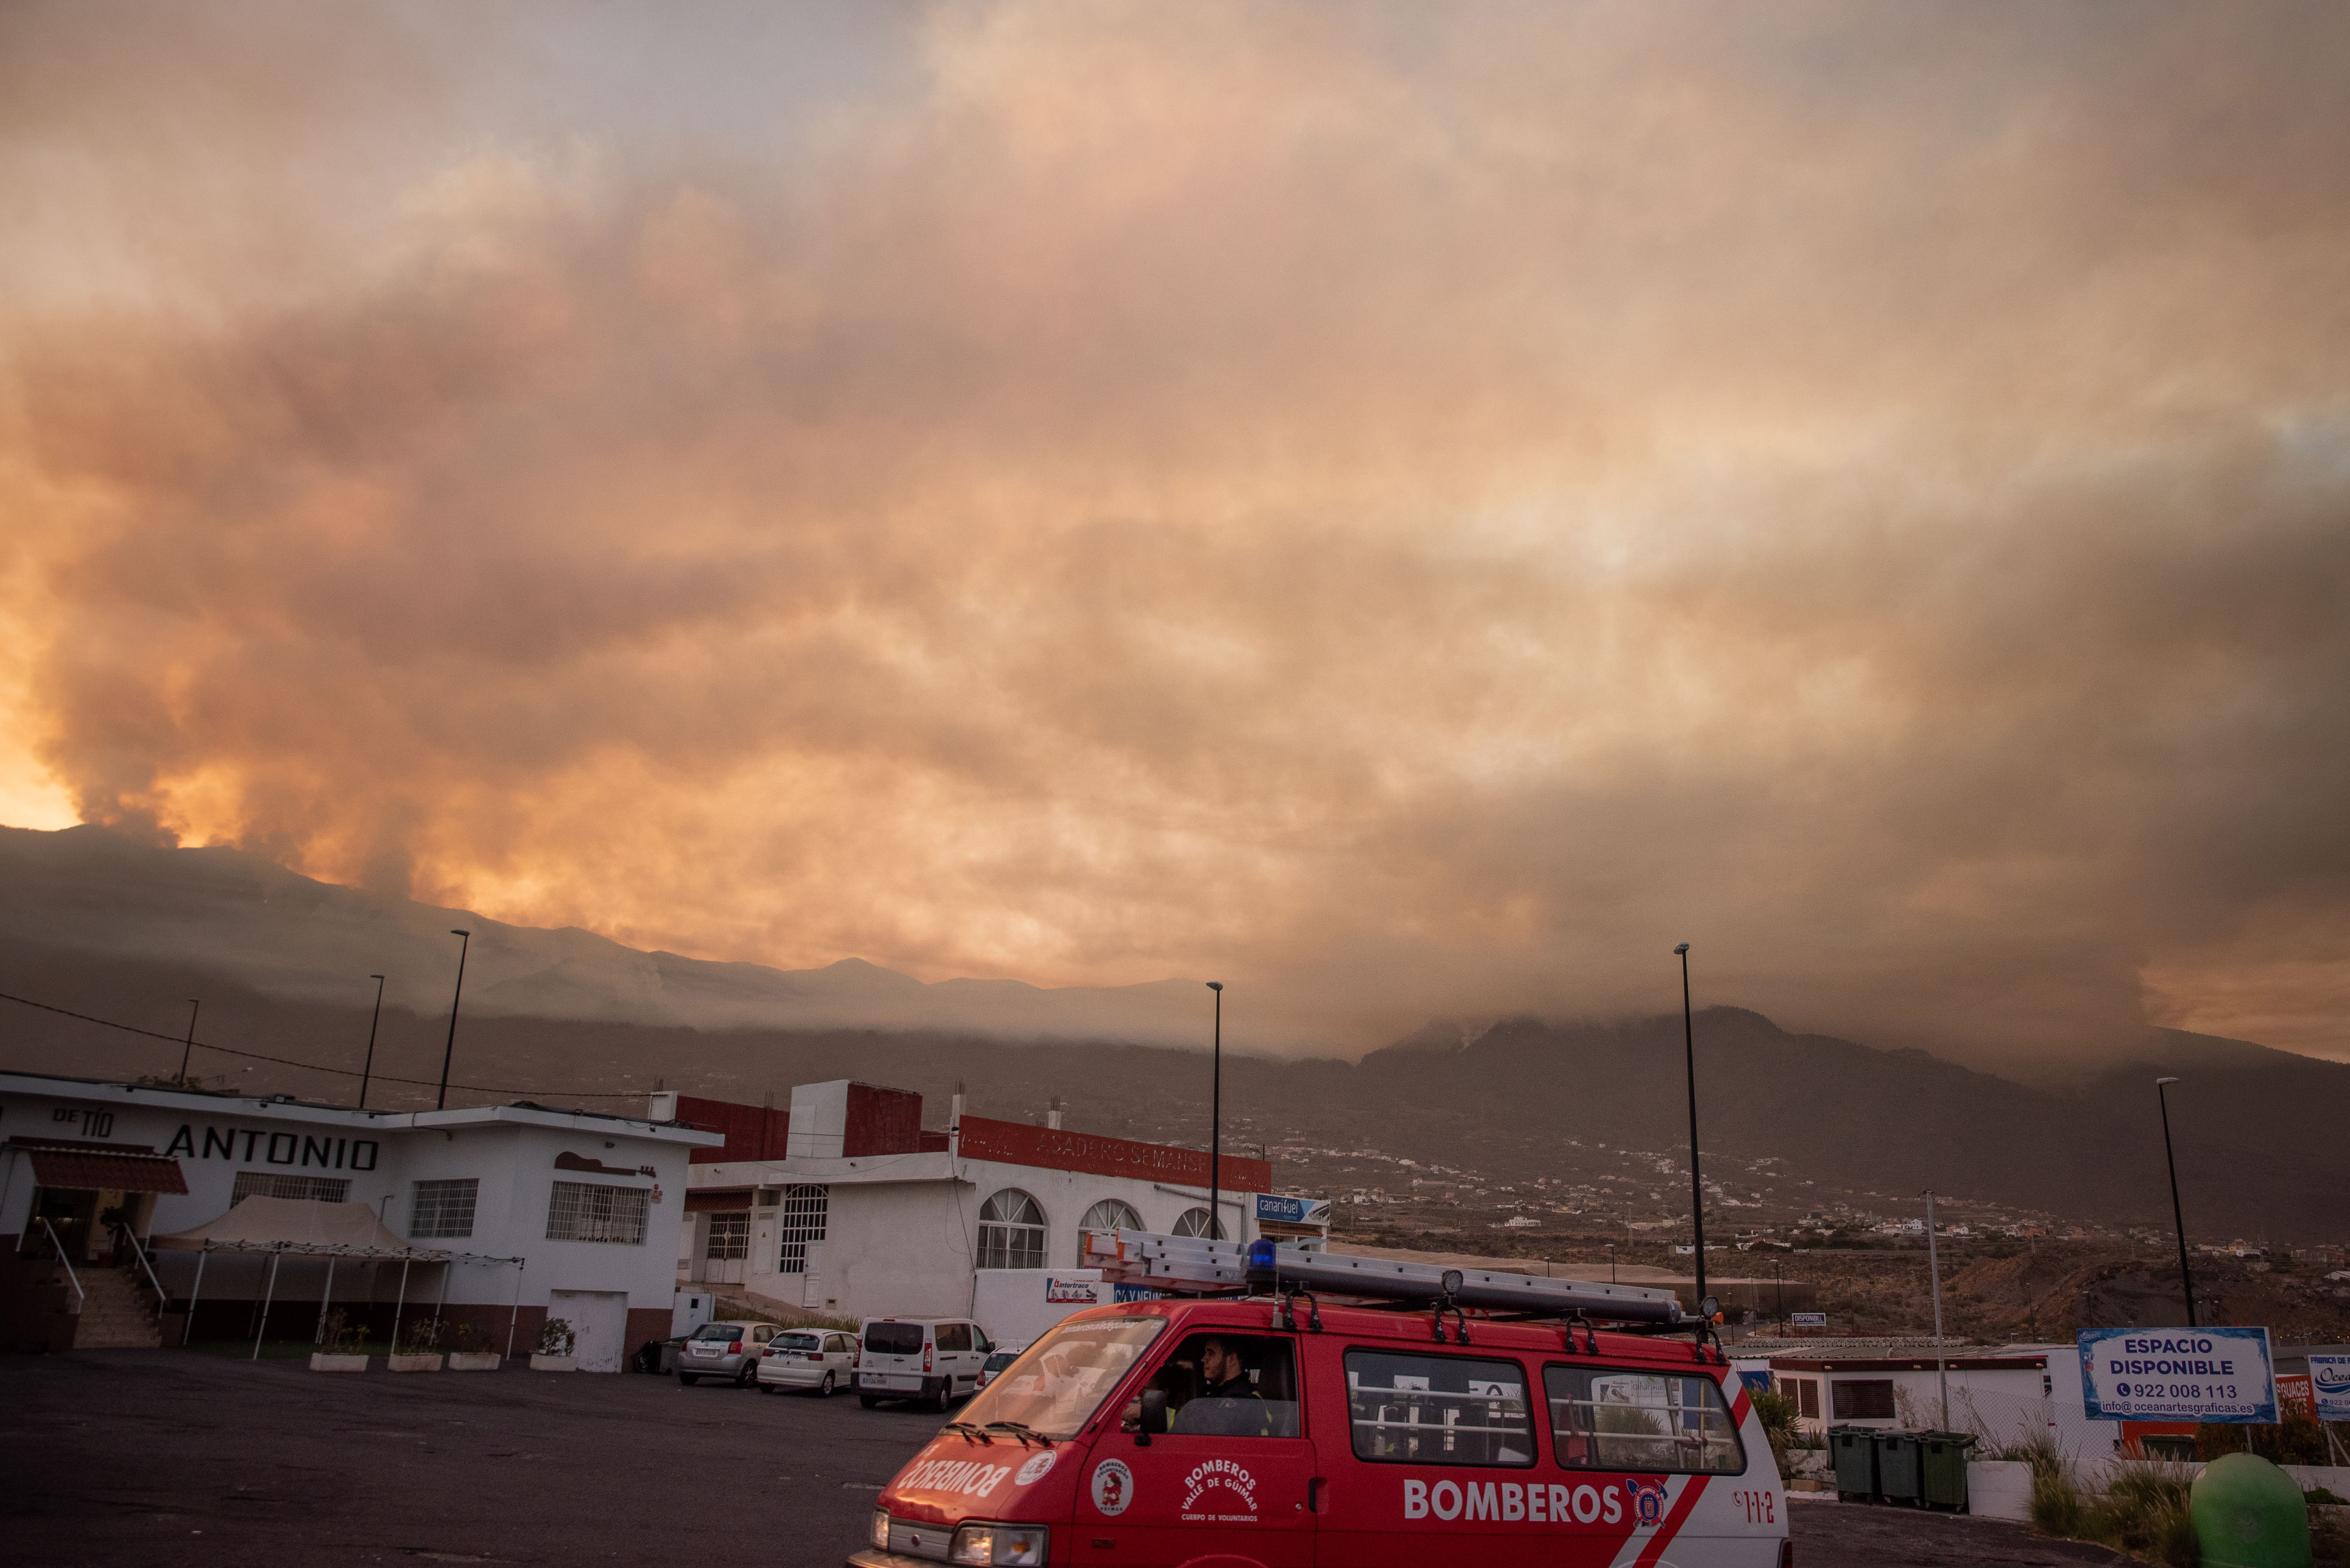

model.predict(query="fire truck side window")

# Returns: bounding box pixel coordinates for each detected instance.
[1344,1350,1537,1467]
[1543,1365,1746,1475]
[1154,1333,1300,1438]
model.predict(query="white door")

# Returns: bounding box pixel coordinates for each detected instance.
[799,1241,828,1309]
[549,1290,630,1374]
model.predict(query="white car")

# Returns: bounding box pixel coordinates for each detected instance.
[756,1327,857,1397]
[853,1316,995,1412]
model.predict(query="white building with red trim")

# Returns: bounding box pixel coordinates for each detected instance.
[667,1080,1297,1330]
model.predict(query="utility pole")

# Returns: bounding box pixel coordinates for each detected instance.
[359,975,386,1110]
[1206,981,1223,1242]
[178,999,201,1084]
[437,930,471,1111]
[1674,943,1709,1312]
[1925,1189,1949,1431]
[2156,1077,2197,1327]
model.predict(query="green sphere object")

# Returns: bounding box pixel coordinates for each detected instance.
[2191,1451,2311,1568]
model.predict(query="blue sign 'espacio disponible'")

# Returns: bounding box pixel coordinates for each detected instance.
[2077,1327,2277,1423]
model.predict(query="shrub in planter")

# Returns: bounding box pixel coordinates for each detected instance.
[310,1309,371,1371]
[530,1316,577,1371]
[389,1315,445,1372]
[446,1320,501,1370]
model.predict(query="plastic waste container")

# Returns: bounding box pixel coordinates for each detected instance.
[1829,1426,1879,1501]
[1874,1430,1925,1504]
[2192,1452,2312,1568]
[1921,1431,1976,1510]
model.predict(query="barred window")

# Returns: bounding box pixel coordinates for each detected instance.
[976,1189,1046,1270]
[546,1180,648,1245]
[1347,1349,1537,1467]
[1547,1365,1746,1474]
[411,1178,480,1239]
[704,1211,749,1260]
[233,1171,351,1204]
[779,1185,828,1274]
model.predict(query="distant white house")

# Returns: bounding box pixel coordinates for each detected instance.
[2,1071,698,1369]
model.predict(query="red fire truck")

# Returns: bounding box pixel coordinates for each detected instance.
[850,1235,1789,1567]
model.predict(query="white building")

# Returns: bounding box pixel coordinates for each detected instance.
[2,1070,698,1369]
[1770,1345,2112,1457]
[670,1080,1291,1333]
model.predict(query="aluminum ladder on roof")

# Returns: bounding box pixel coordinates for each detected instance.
[1082,1228,1689,1325]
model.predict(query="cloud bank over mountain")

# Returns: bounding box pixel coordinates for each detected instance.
[3,4,2347,1065]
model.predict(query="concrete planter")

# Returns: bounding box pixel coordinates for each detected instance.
[309,1352,368,1373]
[529,1353,576,1372]
[388,1353,444,1373]
[447,1352,501,1372]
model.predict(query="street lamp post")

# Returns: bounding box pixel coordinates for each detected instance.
[437,931,472,1111]
[1206,982,1223,1242]
[1674,942,1709,1314]
[178,999,201,1085]
[2156,1076,2197,1327]
[359,975,386,1110]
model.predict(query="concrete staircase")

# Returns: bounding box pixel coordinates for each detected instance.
[71,1259,165,1349]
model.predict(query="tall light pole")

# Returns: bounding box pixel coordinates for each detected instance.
[359,975,386,1110]
[1675,942,1708,1313]
[178,999,201,1085]
[1206,981,1223,1242]
[1925,1189,1949,1430]
[2156,1076,2197,1327]
[437,931,471,1111]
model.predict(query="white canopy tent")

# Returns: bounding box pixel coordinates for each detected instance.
[151,1196,523,1359]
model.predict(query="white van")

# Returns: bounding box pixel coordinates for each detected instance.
[854,1316,994,1411]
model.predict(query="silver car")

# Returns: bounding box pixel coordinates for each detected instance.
[677,1320,782,1386]
[756,1328,857,1397]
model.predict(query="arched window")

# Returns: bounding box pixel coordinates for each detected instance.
[977,1189,1047,1270]
[1077,1199,1142,1257]
[1173,1206,1224,1240]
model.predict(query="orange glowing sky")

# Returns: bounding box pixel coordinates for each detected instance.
[4,2,2347,1063]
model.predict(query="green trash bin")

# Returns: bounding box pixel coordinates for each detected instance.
[1920,1431,1976,1510]
[1828,1426,1879,1501]
[1874,1430,1925,1504]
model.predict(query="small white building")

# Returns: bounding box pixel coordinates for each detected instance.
[2,1070,698,1369]
[1770,1345,2112,1458]
[671,1081,1290,1334]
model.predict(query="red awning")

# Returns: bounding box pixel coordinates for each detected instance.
[20,1144,188,1194]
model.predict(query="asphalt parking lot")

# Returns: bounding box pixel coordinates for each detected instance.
[2,1348,939,1568]
[4,1350,2129,1567]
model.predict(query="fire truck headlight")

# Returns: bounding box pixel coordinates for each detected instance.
[949,1523,1048,1565]
[868,1509,890,1549]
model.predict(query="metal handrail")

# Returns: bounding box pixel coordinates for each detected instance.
[38,1217,85,1311]
[121,1226,170,1313]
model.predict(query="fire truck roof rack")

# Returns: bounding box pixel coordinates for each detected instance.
[1081,1228,1692,1329]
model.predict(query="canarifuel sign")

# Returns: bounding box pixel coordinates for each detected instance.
[2077,1327,2276,1423]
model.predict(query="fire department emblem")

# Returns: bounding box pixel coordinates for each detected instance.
[1015,1450,1058,1487]
[1090,1458,1134,1516]
[1624,1477,1667,1527]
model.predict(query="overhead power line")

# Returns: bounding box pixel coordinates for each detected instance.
[0,990,648,1101]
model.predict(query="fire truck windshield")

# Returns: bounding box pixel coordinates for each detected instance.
[954,1315,1167,1438]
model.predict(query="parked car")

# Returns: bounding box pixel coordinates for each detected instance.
[974,1343,1027,1391]
[854,1316,995,1411]
[676,1319,782,1386]
[757,1327,858,1397]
